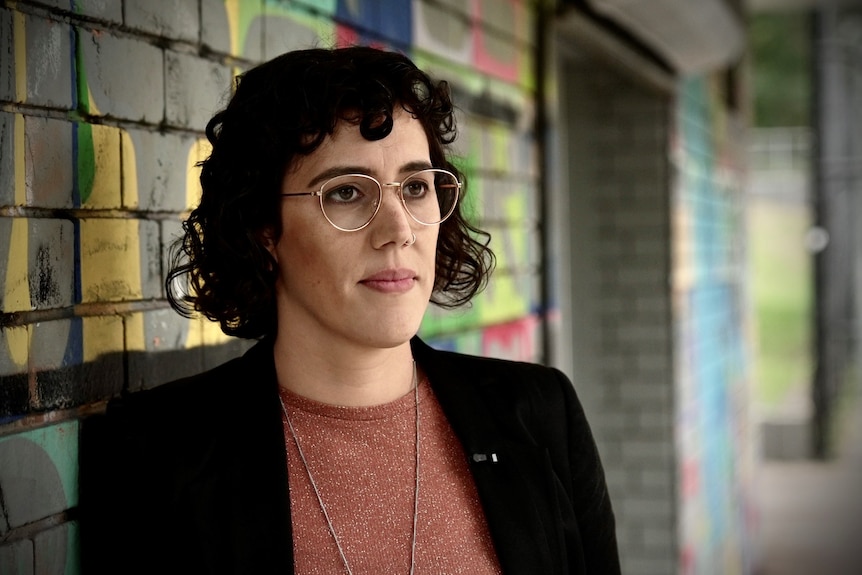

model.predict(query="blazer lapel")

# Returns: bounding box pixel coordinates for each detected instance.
[189,341,295,574]
[412,338,564,575]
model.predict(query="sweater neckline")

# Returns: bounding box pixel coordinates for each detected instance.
[277,376,428,422]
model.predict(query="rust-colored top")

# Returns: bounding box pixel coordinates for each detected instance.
[279,377,503,575]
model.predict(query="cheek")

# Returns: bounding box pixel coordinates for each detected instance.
[277,225,349,286]
[274,220,310,273]
[425,237,440,276]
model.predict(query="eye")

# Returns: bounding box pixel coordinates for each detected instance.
[402,179,430,200]
[324,184,364,204]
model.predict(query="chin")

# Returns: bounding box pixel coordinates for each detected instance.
[354,320,421,349]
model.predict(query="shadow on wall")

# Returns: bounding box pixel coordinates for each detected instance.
[0,340,254,573]
[0,339,255,423]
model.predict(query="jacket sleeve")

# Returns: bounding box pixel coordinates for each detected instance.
[79,394,204,575]
[549,367,621,575]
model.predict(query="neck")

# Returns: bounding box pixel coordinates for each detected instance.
[272,334,416,407]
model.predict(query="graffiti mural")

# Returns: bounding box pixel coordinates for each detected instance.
[673,76,756,575]
[0,1,541,570]
[1,0,540,411]
[0,422,79,573]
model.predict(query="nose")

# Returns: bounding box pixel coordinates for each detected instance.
[369,183,415,248]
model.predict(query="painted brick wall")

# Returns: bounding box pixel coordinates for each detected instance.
[562,58,676,575]
[559,51,754,575]
[673,76,756,575]
[0,1,542,572]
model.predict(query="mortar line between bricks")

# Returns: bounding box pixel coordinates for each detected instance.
[0,481,10,537]
[0,403,107,438]
[0,101,210,139]
[9,0,255,68]
[0,509,75,544]
[0,206,187,220]
[1,299,172,328]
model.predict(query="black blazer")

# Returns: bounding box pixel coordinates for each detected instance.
[81,338,619,575]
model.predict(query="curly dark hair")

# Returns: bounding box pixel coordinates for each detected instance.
[166,46,495,339]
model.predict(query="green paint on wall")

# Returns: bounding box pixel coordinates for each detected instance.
[17,421,80,508]
[73,29,96,205]
[420,303,482,338]
[74,28,89,116]
[65,520,81,575]
[270,0,337,16]
[426,329,484,355]
[451,156,482,224]
[76,123,95,205]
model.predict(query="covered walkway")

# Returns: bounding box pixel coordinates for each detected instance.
[758,383,862,574]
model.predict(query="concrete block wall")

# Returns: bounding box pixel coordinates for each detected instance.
[562,59,677,575]
[560,59,756,575]
[558,41,755,572]
[0,1,543,572]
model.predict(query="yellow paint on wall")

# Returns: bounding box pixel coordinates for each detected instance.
[489,124,512,173]
[503,194,528,257]
[82,315,124,362]
[83,124,122,209]
[4,218,31,314]
[121,130,139,208]
[479,274,527,324]
[3,325,30,370]
[186,138,211,210]
[185,316,205,349]
[14,114,25,205]
[79,219,143,302]
[185,316,232,349]
[201,318,232,346]
[124,312,146,353]
[13,11,26,103]
[86,85,103,116]
[226,0,241,57]
[3,119,30,370]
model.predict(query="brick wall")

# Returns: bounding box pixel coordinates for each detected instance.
[554,27,754,574]
[560,57,676,575]
[0,1,542,571]
[0,2,757,574]
[673,76,755,575]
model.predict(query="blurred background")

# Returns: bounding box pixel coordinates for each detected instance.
[747,2,862,574]
[0,0,860,573]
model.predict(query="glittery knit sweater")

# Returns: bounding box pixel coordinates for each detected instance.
[279,379,503,575]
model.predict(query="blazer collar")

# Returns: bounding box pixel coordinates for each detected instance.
[202,339,294,573]
[411,337,564,574]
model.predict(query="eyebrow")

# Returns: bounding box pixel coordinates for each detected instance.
[306,160,434,189]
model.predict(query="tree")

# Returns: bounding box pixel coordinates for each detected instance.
[750,12,812,127]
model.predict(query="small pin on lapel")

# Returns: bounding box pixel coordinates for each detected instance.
[472,452,499,463]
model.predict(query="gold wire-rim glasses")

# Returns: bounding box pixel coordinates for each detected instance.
[281,168,461,232]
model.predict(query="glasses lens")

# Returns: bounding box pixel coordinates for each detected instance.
[320,175,381,231]
[401,169,459,225]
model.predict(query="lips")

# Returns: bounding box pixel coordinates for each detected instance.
[360,268,417,293]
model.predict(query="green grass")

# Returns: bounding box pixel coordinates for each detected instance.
[748,200,814,405]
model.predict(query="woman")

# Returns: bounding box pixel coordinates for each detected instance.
[82,47,619,575]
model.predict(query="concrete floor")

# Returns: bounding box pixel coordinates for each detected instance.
[757,387,862,575]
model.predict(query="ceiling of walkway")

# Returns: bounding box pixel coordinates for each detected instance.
[746,0,853,10]
[585,0,745,73]
[578,0,855,74]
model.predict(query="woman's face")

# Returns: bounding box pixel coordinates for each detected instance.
[270,109,439,350]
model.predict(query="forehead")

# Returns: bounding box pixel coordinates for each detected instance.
[288,111,432,178]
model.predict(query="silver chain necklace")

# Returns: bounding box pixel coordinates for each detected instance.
[278,362,420,575]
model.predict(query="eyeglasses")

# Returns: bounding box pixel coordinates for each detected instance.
[281,168,460,232]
